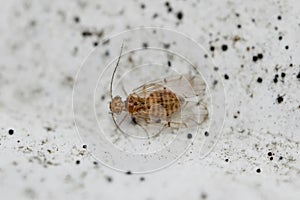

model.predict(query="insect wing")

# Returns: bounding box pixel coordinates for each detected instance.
[132,74,206,100]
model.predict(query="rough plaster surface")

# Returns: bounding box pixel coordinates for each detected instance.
[0,0,299,199]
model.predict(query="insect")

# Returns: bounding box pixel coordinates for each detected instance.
[109,44,208,133]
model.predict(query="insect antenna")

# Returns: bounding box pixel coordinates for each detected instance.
[110,42,124,99]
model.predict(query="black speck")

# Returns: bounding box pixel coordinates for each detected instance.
[297,71,300,79]
[210,46,215,51]
[256,168,261,173]
[270,157,273,161]
[45,127,53,132]
[257,77,263,83]
[278,36,283,40]
[82,31,92,37]
[93,41,98,47]
[167,61,171,67]
[225,158,229,162]
[8,129,14,135]
[289,63,293,67]
[93,161,98,165]
[163,43,170,49]
[277,95,284,104]
[221,44,228,51]
[74,16,80,23]
[237,24,241,29]
[126,171,132,175]
[142,42,148,48]
[131,117,137,125]
[213,66,219,71]
[168,7,172,13]
[281,72,286,78]
[140,177,145,181]
[153,13,158,18]
[224,74,229,80]
[82,144,87,149]
[268,152,272,156]
[279,156,283,160]
[140,3,145,9]
[105,176,113,182]
[204,131,209,137]
[252,56,258,62]
[176,11,183,20]
[277,15,282,20]
[257,53,263,59]
[105,50,110,57]
[165,2,170,7]
[187,133,193,139]
[75,160,80,165]
[285,45,289,50]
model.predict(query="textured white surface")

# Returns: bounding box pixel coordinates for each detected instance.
[0,0,300,199]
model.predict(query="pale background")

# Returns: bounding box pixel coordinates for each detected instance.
[0,0,300,199]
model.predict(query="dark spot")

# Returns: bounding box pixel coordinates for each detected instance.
[252,56,258,62]
[204,54,208,58]
[257,77,263,83]
[44,127,53,132]
[75,160,80,165]
[105,50,110,57]
[268,152,272,156]
[165,1,170,7]
[142,42,148,48]
[277,15,282,20]
[131,117,137,125]
[204,131,209,137]
[256,168,261,173]
[257,53,263,59]
[276,95,284,104]
[93,161,98,165]
[273,74,278,83]
[187,133,193,139]
[167,61,171,67]
[8,129,14,135]
[270,157,273,161]
[279,156,283,160]
[278,36,282,40]
[281,72,286,78]
[126,171,132,175]
[237,24,241,29]
[213,66,219,71]
[167,7,172,13]
[82,31,93,37]
[82,144,87,149]
[163,43,170,49]
[93,41,98,47]
[285,45,289,50]
[105,176,113,182]
[176,11,183,20]
[153,13,158,18]
[289,63,293,67]
[101,95,105,100]
[140,3,145,9]
[102,39,110,45]
[73,16,80,23]
[225,158,229,162]
[297,71,300,79]
[140,177,145,181]
[221,44,228,51]
[201,193,207,199]
[210,46,215,51]
[224,74,229,80]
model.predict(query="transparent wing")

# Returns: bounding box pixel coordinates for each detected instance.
[132,74,206,99]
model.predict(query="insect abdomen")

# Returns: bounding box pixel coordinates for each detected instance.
[146,90,180,117]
